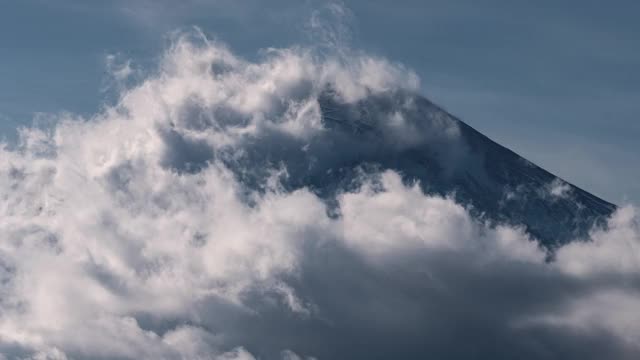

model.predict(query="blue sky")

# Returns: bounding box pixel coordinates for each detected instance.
[1,0,638,205]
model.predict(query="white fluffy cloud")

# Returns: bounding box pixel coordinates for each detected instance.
[0,30,639,359]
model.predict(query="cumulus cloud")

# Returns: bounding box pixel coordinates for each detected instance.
[0,29,639,359]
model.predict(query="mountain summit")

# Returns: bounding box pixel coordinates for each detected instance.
[220,89,615,246]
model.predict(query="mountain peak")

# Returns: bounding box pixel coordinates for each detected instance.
[220,88,615,246]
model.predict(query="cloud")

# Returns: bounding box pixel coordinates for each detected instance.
[103,53,137,96]
[0,29,639,359]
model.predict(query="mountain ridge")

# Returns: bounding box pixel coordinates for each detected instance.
[219,88,616,247]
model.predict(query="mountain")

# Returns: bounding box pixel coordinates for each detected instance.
[221,89,616,247]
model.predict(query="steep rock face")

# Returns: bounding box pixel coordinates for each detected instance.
[221,89,615,246]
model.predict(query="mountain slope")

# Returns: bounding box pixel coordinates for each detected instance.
[223,89,615,246]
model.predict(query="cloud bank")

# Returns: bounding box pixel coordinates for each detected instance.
[0,30,639,359]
